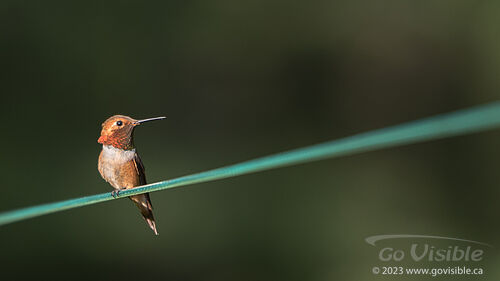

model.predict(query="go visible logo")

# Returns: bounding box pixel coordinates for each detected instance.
[365,234,492,262]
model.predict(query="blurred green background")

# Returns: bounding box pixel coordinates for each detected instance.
[1,0,500,280]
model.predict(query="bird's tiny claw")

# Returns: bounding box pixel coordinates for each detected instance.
[111,189,121,198]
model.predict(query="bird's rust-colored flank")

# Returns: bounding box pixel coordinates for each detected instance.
[97,115,166,235]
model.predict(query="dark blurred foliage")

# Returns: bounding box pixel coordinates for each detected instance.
[1,1,500,280]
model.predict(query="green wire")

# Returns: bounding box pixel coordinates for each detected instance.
[1,102,500,226]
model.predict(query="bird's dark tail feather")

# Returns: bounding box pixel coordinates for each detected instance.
[130,193,159,235]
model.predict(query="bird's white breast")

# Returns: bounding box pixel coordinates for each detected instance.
[100,145,136,189]
[101,145,136,163]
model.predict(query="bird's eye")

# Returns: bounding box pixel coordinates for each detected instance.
[116,121,123,126]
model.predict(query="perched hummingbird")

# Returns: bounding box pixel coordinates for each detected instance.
[98,115,166,235]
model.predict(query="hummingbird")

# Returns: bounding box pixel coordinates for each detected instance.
[97,115,166,235]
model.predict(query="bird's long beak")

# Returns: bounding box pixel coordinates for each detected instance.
[134,116,166,125]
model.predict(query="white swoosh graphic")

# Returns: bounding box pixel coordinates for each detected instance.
[365,234,492,247]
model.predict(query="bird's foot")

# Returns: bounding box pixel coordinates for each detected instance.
[111,189,122,198]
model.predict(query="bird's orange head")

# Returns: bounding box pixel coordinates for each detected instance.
[98,115,166,150]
